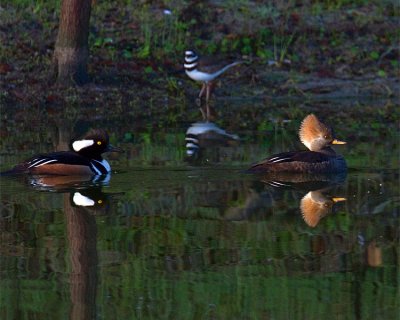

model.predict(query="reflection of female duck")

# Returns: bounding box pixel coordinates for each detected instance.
[260,171,347,191]
[300,191,346,228]
[259,172,346,227]
[249,114,346,173]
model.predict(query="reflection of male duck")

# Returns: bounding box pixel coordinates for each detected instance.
[25,174,111,211]
[28,174,110,192]
[185,122,239,160]
[69,187,109,210]
[23,174,111,212]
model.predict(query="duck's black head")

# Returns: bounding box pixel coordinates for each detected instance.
[70,129,120,159]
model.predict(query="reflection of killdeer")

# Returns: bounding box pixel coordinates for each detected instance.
[184,50,241,102]
[185,122,239,158]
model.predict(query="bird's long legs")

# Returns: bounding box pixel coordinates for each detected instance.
[199,82,212,103]
[198,83,207,99]
[198,82,212,121]
[205,83,211,103]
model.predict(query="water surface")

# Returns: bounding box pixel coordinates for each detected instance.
[0,100,398,319]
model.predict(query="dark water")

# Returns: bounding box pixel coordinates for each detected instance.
[0,100,399,319]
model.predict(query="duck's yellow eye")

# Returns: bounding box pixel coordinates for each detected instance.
[97,141,102,145]
[98,200,103,204]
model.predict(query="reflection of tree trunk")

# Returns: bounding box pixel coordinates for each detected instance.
[52,0,91,85]
[56,123,73,152]
[64,194,97,320]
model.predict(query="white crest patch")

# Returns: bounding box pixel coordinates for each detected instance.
[72,139,94,152]
[73,192,95,206]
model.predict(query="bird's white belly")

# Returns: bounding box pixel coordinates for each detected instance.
[185,69,215,82]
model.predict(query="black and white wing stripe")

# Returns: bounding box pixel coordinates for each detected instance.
[27,157,59,169]
[254,150,332,166]
[4,151,94,175]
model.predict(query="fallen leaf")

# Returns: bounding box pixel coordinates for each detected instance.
[0,63,13,74]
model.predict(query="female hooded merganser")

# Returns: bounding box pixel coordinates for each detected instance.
[1,129,121,176]
[248,114,347,173]
[184,50,241,102]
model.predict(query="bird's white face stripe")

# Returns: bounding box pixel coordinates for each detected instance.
[73,192,95,207]
[72,139,94,152]
[184,62,197,69]
[186,143,199,149]
[185,50,194,55]
[185,56,198,63]
[185,137,199,143]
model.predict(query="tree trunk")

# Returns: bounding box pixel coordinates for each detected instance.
[53,0,92,85]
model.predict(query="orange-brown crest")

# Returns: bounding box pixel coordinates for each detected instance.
[298,114,330,150]
[300,191,329,228]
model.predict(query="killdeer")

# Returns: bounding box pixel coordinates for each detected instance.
[184,50,241,102]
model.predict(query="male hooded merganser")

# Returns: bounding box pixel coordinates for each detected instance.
[248,114,347,173]
[184,50,241,102]
[1,129,121,176]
